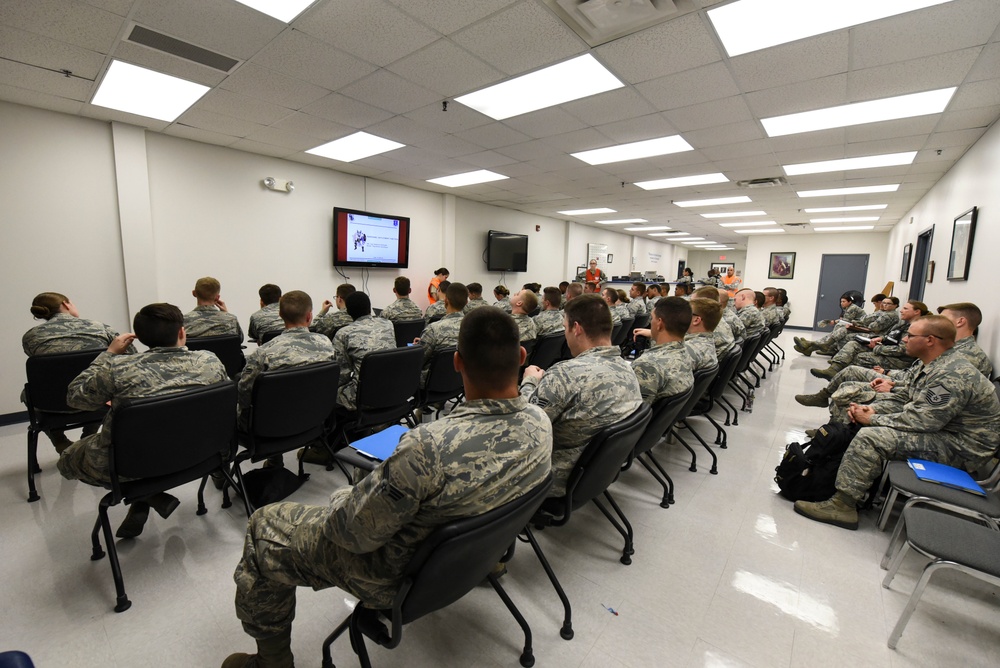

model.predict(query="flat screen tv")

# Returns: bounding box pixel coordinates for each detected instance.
[487,230,528,272]
[332,207,410,269]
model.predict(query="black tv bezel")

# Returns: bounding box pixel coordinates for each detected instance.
[332,206,410,269]
[486,229,529,272]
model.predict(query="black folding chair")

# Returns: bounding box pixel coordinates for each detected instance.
[415,348,463,419]
[622,313,650,358]
[610,318,633,347]
[392,319,425,347]
[527,332,568,370]
[669,365,720,474]
[624,388,693,507]
[185,335,246,378]
[685,345,744,449]
[259,329,283,344]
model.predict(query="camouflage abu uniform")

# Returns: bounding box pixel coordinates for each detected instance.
[333,316,396,410]
[311,309,353,340]
[417,312,463,385]
[722,305,746,343]
[626,298,647,318]
[184,305,243,341]
[810,303,866,350]
[494,298,512,313]
[511,313,537,342]
[463,298,490,313]
[826,319,911,371]
[609,303,629,326]
[379,297,423,322]
[632,340,694,405]
[232,396,553,638]
[711,317,736,359]
[237,327,337,429]
[859,308,898,336]
[761,304,782,328]
[834,349,1000,501]
[248,303,284,343]
[534,310,565,337]
[57,347,229,486]
[684,331,719,372]
[424,301,447,321]
[520,346,642,496]
[737,303,767,338]
[22,313,127,356]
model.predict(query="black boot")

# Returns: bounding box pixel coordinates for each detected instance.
[116,501,150,539]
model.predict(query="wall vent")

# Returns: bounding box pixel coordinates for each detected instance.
[127,25,239,73]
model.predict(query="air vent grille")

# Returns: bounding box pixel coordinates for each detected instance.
[127,25,239,73]
[736,177,787,189]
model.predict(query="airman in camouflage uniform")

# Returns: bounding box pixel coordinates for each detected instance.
[379,296,422,322]
[810,318,912,379]
[418,312,463,385]
[722,301,746,343]
[627,283,648,318]
[494,297,512,313]
[311,284,357,340]
[248,303,284,344]
[711,316,737,359]
[761,304,782,328]
[424,300,447,321]
[333,301,397,410]
[684,332,718,372]
[511,313,537,342]
[633,341,693,404]
[463,297,489,313]
[793,296,867,354]
[184,304,243,340]
[735,290,767,338]
[534,309,565,336]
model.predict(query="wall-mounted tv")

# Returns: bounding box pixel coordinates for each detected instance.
[332,207,410,269]
[487,230,528,272]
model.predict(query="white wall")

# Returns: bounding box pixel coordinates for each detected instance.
[686,250,748,282]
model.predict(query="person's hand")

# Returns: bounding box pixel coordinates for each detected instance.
[412,337,421,345]
[872,365,885,374]
[871,378,895,393]
[522,365,544,381]
[215,297,228,312]
[848,403,875,425]
[633,328,652,341]
[108,333,137,354]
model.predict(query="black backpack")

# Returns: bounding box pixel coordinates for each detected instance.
[774,422,858,502]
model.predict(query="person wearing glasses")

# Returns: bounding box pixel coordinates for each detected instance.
[794,314,1000,530]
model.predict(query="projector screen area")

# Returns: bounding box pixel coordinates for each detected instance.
[333,206,410,268]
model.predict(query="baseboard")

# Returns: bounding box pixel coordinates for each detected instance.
[0,411,28,426]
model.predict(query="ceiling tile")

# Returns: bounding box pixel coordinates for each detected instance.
[635,61,741,111]
[495,139,561,161]
[2,0,123,52]
[133,0,283,60]
[664,95,752,132]
[228,138,297,158]
[596,113,679,143]
[502,107,587,138]
[80,0,133,16]
[595,12,722,84]
[456,150,519,168]
[949,78,1000,110]
[934,105,1000,132]
[405,101,493,133]
[0,82,83,114]
[220,63,329,109]
[683,121,765,149]
[0,56,92,101]
[339,69,440,115]
[701,138,772,161]
[165,123,240,147]
[270,111,353,140]
[966,41,1000,82]
[844,116,940,143]
[847,47,981,102]
[251,29,376,91]
[384,0,518,35]
[301,93,394,129]
[767,128,845,153]
[291,152,386,176]
[174,108,264,138]
[744,74,848,118]
[730,31,849,92]
[387,39,505,98]
[244,123,336,151]
[927,126,988,148]
[562,87,657,126]
[0,25,105,80]
[541,127,613,152]
[198,88,293,126]
[453,122,532,149]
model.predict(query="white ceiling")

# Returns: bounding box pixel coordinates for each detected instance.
[2,0,998,250]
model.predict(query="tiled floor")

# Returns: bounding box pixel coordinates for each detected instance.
[2,330,999,667]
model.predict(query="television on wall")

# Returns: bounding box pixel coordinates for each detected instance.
[332,207,410,269]
[487,230,528,272]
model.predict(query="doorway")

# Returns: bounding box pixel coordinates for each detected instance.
[813,254,869,331]
[908,227,934,301]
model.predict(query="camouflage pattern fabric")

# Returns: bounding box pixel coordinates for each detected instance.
[463,298,490,313]
[511,313,537,342]
[519,345,642,496]
[626,298,646,317]
[951,334,994,378]
[534,310,565,336]
[333,316,397,410]
[232,396,552,638]
[424,301,446,322]
[494,298,512,313]
[722,306,745,342]
[761,305,782,328]
[860,308,898,335]
[684,331,719,372]
[632,340,694,404]
[184,305,243,341]
[842,303,866,323]
[417,312,463,385]
[780,305,791,321]
[379,297,423,322]
[737,304,766,338]
[57,348,229,486]
[237,327,337,428]
[711,317,736,359]
[311,309,353,340]
[22,313,132,356]
[610,303,629,325]
[646,296,661,311]
[248,303,284,343]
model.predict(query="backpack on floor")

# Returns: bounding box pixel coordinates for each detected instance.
[774,422,858,502]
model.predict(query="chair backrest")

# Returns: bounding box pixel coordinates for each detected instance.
[565,403,653,509]
[356,346,424,412]
[610,322,623,346]
[734,333,762,374]
[634,387,694,456]
[397,475,553,624]
[426,315,444,325]
[111,381,237,481]
[611,318,634,347]
[248,361,340,439]
[259,329,283,344]
[392,319,426,347]
[632,313,651,330]
[707,345,743,401]
[528,332,568,370]
[676,364,719,422]
[422,348,463,399]
[519,338,536,364]
[618,317,638,347]
[24,349,106,413]
[185,335,246,378]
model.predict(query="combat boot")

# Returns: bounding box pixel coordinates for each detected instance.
[794,388,830,407]
[793,340,813,356]
[222,630,293,668]
[297,445,332,466]
[810,363,842,380]
[793,492,859,530]
[116,501,150,539]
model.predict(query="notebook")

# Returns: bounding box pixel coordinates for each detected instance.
[907,459,987,496]
[350,424,409,462]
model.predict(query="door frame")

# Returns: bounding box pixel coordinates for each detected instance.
[813,253,869,331]
[908,225,935,302]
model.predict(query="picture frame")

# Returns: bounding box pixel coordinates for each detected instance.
[947,206,978,281]
[711,262,734,274]
[606,253,614,263]
[768,252,796,280]
[926,260,935,283]
[900,243,912,281]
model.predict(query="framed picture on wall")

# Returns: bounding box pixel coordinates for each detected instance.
[711,262,734,274]
[768,252,796,280]
[947,206,978,281]
[900,243,913,281]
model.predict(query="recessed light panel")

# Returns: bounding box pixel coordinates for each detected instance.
[709,0,954,57]
[735,228,785,234]
[91,60,210,122]
[456,54,624,121]
[703,246,733,250]
[762,88,955,137]
[650,232,685,237]
[783,152,917,176]
[596,218,646,224]
[624,226,671,231]
[797,184,899,197]
[810,217,880,223]
[572,136,693,166]
[680,238,706,243]
[804,205,888,213]
[635,172,728,190]
[307,132,405,162]
[701,211,767,218]
[719,221,778,227]
[674,196,753,208]
[427,170,509,188]
[558,208,616,215]
[233,0,315,22]
[815,226,876,232]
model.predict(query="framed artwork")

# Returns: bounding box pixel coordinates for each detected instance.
[768,252,796,280]
[711,262,734,274]
[947,206,978,281]
[606,253,614,263]
[926,260,936,283]
[900,243,913,281]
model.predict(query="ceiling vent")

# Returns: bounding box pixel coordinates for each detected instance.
[126,25,240,73]
[784,223,808,228]
[736,177,787,189]
[545,0,698,47]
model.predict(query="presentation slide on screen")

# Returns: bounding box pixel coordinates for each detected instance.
[346,213,401,263]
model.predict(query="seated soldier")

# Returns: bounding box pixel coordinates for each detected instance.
[684,298,721,371]
[222,308,553,668]
[692,286,735,358]
[510,289,539,342]
[416,282,468,386]
[184,276,243,341]
[777,288,791,322]
[378,277,423,322]
[493,285,512,312]
[760,287,782,327]
[673,283,692,298]
[520,294,642,497]
[631,297,694,404]
[734,288,766,338]
[564,282,584,304]
[58,303,229,538]
[535,287,566,336]
[463,282,490,312]
[333,292,397,411]
[793,291,867,355]
[248,284,284,344]
[794,315,1000,530]
[719,290,745,344]
[627,282,648,317]
[424,280,450,321]
[311,284,356,339]
[584,281,600,294]
[602,287,627,325]
[850,293,898,337]
[558,281,570,307]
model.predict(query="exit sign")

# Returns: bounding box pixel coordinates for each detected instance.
[719,255,726,260]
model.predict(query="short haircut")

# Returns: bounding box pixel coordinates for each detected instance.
[434,267,450,276]
[467,282,482,296]
[653,297,692,338]
[718,291,730,306]
[436,280,451,295]
[690,298,722,331]
[564,293,613,339]
[446,282,469,310]
[30,292,67,320]
[543,286,562,308]
[494,285,509,298]
[585,281,598,292]
[336,283,357,301]
[458,307,521,386]
[345,291,371,319]
[754,291,765,308]
[559,281,569,290]
[519,289,538,313]
[632,281,648,292]
[134,303,183,348]
[674,283,691,296]
[887,296,900,306]
[693,286,720,300]
[646,284,660,296]
[937,302,983,330]
[259,284,281,305]
[279,290,311,323]
[566,283,584,299]
[194,277,221,300]
[763,287,777,301]
[776,288,788,306]
[603,287,619,303]
[394,276,411,296]
[908,300,930,316]
[523,282,541,293]
[913,314,957,343]
[872,293,887,302]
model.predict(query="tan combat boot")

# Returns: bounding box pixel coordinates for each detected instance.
[794,388,830,408]
[793,492,858,530]
[222,630,293,668]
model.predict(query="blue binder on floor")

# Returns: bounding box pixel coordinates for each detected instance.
[350,425,409,462]
[908,459,986,496]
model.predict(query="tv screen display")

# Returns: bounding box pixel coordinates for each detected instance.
[487,230,528,272]
[333,207,410,269]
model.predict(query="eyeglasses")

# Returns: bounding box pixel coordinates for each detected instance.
[902,333,941,340]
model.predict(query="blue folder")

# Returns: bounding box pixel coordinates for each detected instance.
[907,459,986,496]
[350,425,409,462]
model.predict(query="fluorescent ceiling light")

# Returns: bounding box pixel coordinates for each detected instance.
[558,207,616,215]
[735,228,785,234]
[427,170,509,188]
[232,0,315,22]
[456,54,623,121]
[719,221,778,227]
[708,0,954,57]
[680,238,707,243]
[674,196,753,208]
[649,232,684,237]
[91,60,209,122]
[635,172,728,190]
[691,243,720,247]
[624,226,671,231]
[572,136,693,166]
[810,216,880,223]
[703,246,733,250]
[307,131,405,162]
[783,152,916,176]
[798,184,899,197]
[804,205,888,213]
[596,218,646,224]
[762,88,955,137]
[702,211,767,218]
[815,226,876,232]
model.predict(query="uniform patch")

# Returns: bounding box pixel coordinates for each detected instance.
[924,384,952,407]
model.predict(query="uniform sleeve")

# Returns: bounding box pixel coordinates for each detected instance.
[22,330,34,357]
[237,349,265,428]
[248,315,259,343]
[869,375,970,432]
[521,369,572,430]
[66,352,117,411]
[333,330,351,385]
[631,359,658,403]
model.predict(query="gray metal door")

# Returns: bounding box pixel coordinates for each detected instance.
[813,254,869,331]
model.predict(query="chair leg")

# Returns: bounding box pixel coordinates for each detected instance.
[887,561,947,649]
[322,614,353,668]
[27,427,41,503]
[522,527,573,640]
[721,395,740,426]
[592,491,634,565]
[643,451,675,505]
[636,453,671,507]
[348,611,373,668]
[90,516,105,561]
[714,396,732,427]
[705,413,727,448]
[231,461,255,517]
[772,341,786,360]
[877,488,900,531]
[882,534,912,585]
[97,498,131,612]
[680,421,718,475]
[670,428,699,472]
[489,574,536,667]
[881,511,910,570]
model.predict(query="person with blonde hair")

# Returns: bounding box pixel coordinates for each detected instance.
[184,276,243,341]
